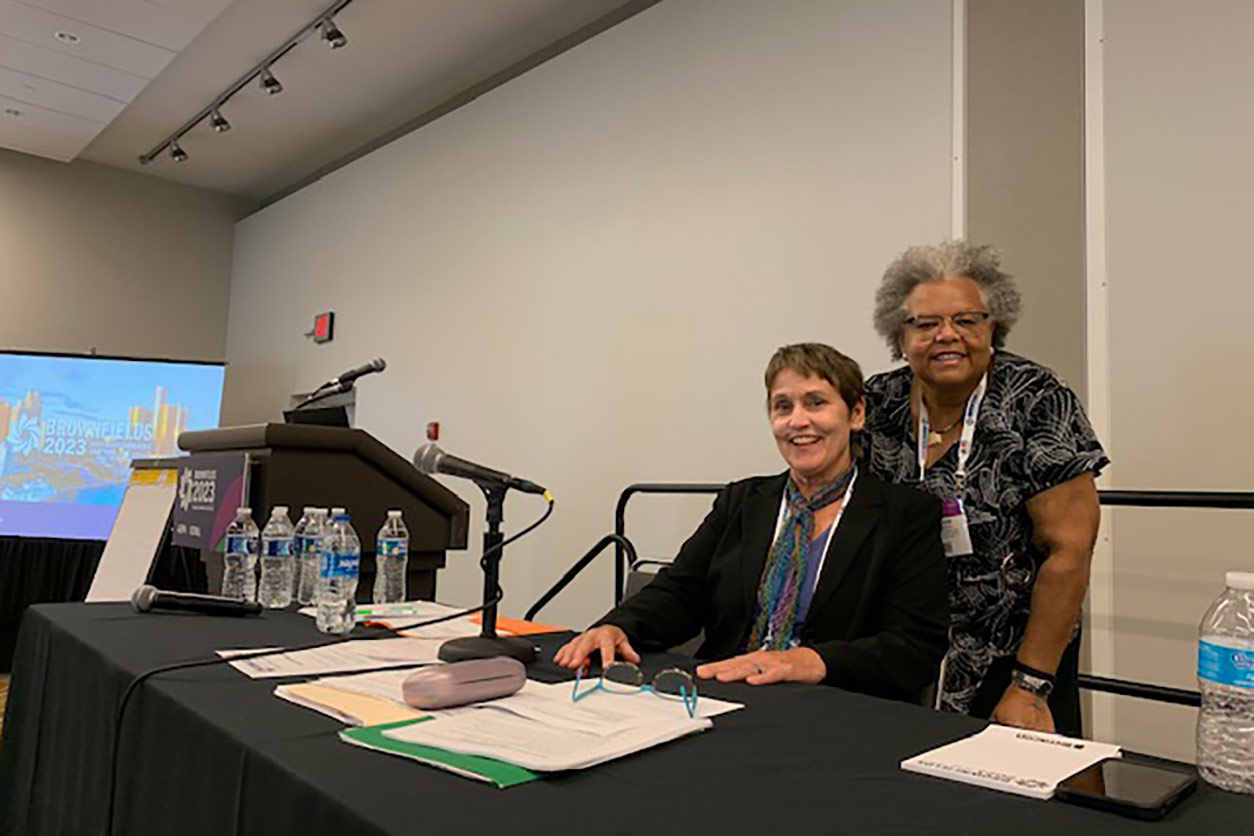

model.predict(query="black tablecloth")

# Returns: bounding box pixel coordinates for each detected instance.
[1,604,1250,836]
[0,536,206,672]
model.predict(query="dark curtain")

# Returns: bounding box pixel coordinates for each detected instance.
[0,536,205,672]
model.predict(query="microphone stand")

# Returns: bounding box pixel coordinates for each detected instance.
[293,380,352,411]
[436,483,539,663]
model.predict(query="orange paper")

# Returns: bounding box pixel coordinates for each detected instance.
[470,614,569,635]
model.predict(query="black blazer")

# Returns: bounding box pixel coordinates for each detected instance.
[600,471,949,701]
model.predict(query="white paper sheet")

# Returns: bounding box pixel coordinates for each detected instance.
[218,638,444,678]
[384,695,713,771]
[901,724,1122,799]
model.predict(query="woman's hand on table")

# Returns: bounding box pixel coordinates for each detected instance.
[991,685,1056,732]
[553,625,640,670]
[696,648,826,685]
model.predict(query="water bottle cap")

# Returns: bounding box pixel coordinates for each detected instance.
[237,507,251,515]
[303,506,315,514]
[272,505,288,514]
[1226,571,1254,591]
[388,510,402,517]
[331,507,346,515]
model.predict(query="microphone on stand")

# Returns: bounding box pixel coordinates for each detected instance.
[294,357,387,411]
[330,357,386,387]
[412,440,550,664]
[131,585,262,617]
[413,443,547,495]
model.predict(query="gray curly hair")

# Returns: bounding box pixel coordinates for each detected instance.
[873,240,1022,360]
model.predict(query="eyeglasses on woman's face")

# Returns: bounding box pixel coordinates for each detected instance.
[902,311,992,338]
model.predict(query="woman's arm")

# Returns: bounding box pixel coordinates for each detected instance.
[992,471,1100,731]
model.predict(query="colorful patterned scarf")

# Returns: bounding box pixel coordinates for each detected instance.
[747,465,855,651]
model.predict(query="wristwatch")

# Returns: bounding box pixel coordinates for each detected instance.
[1010,663,1055,699]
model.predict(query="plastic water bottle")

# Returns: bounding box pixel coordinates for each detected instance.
[1197,571,1254,793]
[293,507,321,606]
[222,507,259,602]
[316,512,360,634]
[374,510,409,604]
[258,505,296,608]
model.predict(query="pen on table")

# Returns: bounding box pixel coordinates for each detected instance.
[355,605,426,617]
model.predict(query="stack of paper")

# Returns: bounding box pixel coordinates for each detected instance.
[276,683,427,726]
[901,724,1122,799]
[341,720,540,788]
[218,637,443,678]
[381,680,738,772]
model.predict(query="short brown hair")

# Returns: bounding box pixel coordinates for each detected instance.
[764,343,864,412]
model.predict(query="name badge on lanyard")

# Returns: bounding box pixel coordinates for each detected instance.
[917,375,986,558]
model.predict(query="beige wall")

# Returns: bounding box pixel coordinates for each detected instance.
[225,0,956,628]
[0,149,252,360]
[966,0,1086,394]
[1089,0,1254,762]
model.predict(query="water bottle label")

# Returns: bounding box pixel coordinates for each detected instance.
[320,550,361,579]
[225,535,256,555]
[296,535,319,556]
[378,539,407,557]
[1198,640,1254,688]
[263,539,293,557]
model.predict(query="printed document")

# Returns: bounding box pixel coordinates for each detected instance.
[218,638,443,678]
[382,679,741,771]
[901,724,1122,799]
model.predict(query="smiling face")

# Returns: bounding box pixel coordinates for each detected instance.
[900,275,995,390]
[768,369,865,493]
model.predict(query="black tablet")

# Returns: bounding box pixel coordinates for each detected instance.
[1056,757,1197,820]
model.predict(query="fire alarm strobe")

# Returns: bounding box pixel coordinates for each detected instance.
[308,312,334,343]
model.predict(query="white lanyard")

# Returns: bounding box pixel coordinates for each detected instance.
[771,468,857,594]
[916,374,987,496]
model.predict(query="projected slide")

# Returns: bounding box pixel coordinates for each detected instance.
[0,352,224,540]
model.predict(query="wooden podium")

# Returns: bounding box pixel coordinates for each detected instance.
[177,423,469,600]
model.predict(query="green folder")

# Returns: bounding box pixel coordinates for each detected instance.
[339,718,539,788]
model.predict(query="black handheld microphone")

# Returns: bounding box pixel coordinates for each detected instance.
[413,442,547,495]
[332,357,386,387]
[130,585,262,617]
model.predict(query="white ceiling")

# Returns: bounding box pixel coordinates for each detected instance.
[0,0,233,162]
[0,0,639,201]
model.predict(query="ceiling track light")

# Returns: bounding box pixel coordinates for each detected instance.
[209,107,231,133]
[137,0,355,166]
[259,67,283,95]
[321,17,347,49]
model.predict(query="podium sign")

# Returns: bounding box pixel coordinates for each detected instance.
[172,452,248,550]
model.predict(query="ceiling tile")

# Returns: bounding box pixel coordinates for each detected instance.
[0,33,148,100]
[22,0,234,51]
[0,91,103,139]
[0,0,177,78]
[0,116,85,159]
[0,64,126,122]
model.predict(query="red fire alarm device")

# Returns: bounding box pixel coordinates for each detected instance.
[312,312,334,343]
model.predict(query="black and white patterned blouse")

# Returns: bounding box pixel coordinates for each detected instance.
[863,351,1109,714]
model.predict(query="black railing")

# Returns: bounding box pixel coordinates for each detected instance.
[1098,490,1254,510]
[604,482,1254,707]
[613,483,726,605]
[525,534,637,622]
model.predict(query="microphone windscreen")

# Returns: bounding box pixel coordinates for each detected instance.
[413,442,442,474]
[131,584,157,613]
[372,357,386,372]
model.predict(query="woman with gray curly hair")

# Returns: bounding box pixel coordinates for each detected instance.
[862,240,1108,736]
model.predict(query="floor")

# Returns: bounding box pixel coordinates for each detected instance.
[0,674,9,743]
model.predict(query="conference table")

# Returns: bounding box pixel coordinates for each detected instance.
[1,604,1250,835]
